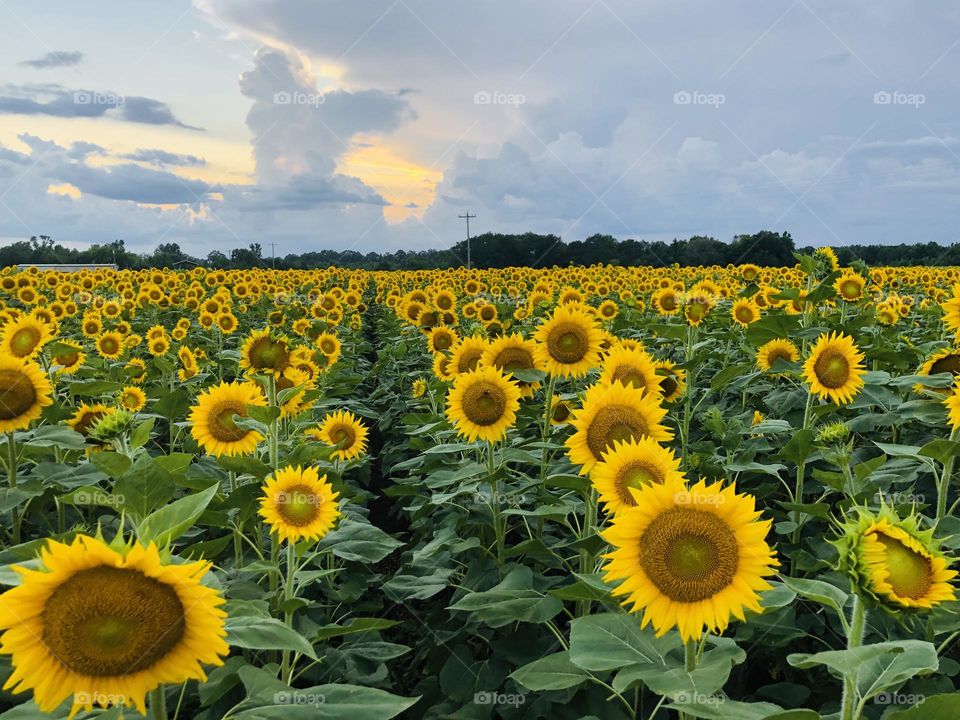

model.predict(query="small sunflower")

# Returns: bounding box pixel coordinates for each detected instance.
[51,341,85,374]
[446,365,521,443]
[945,379,960,431]
[654,360,686,403]
[259,465,340,544]
[0,315,52,360]
[602,477,778,641]
[755,338,800,374]
[427,325,459,354]
[802,331,866,405]
[0,534,228,717]
[598,346,661,398]
[730,299,760,327]
[188,381,267,457]
[412,378,428,398]
[240,328,291,375]
[566,380,673,475]
[835,271,866,302]
[550,397,574,425]
[66,403,115,438]
[482,333,544,398]
[95,331,124,360]
[449,335,489,375]
[432,352,456,382]
[311,409,369,461]
[592,437,684,514]
[119,385,147,412]
[532,305,603,378]
[0,355,53,433]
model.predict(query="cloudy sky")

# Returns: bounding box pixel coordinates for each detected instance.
[0,1,957,258]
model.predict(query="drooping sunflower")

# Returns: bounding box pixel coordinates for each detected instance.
[566,380,674,475]
[95,331,124,360]
[240,328,291,375]
[602,477,779,641]
[0,355,53,433]
[482,333,544,398]
[259,465,340,544]
[0,534,228,717]
[654,360,686,403]
[412,378,428,398]
[532,305,603,378]
[592,437,684,514]
[446,365,521,443]
[598,346,661,398]
[802,331,866,405]
[119,385,147,412]
[834,505,956,611]
[0,315,52,360]
[188,381,267,457]
[730,299,760,328]
[755,338,800,374]
[310,409,369,461]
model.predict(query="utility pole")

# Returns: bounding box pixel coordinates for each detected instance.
[458,213,476,269]
[268,242,277,270]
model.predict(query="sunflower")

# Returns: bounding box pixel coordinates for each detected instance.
[148,336,170,357]
[66,403,115,438]
[652,287,681,316]
[835,506,956,611]
[188,381,267,457]
[0,315,52,360]
[835,271,866,302]
[119,385,147,412]
[51,341,85,374]
[0,356,53,433]
[654,361,686,403]
[449,335,489,375]
[598,346,661,398]
[240,328,291,375]
[259,465,340,544]
[446,365,521,443]
[917,347,960,395]
[684,293,713,327]
[943,379,960,431]
[755,338,800,374]
[802,331,866,405]
[311,409,369,461]
[602,477,779,641]
[96,331,124,360]
[597,299,619,321]
[532,305,603,378]
[592,437,684,514]
[566,381,673,475]
[412,378,427,398]
[730,299,760,327]
[125,357,147,384]
[482,333,544,398]
[0,534,227,717]
[427,326,459,354]
[550,397,573,425]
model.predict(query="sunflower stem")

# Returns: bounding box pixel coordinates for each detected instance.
[790,391,815,565]
[6,432,16,489]
[267,374,279,471]
[681,325,697,471]
[577,486,597,617]
[840,595,866,720]
[936,428,959,525]
[487,442,504,573]
[281,540,297,684]
[148,685,168,720]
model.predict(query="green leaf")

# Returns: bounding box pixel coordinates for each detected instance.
[130,417,155,449]
[314,617,401,642]
[319,519,403,563]
[449,566,563,627]
[23,425,86,450]
[779,576,847,618]
[137,482,218,546]
[511,651,588,691]
[887,693,960,719]
[568,613,678,672]
[225,616,318,659]
[90,451,132,479]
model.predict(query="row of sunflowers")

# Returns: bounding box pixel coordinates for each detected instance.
[0,249,956,719]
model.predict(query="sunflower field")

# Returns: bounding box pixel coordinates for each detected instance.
[0,250,958,720]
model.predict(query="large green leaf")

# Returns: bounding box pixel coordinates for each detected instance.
[511,651,589,691]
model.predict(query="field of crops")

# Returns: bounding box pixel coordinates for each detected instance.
[0,249,957,719]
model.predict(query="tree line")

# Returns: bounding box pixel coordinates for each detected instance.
[3,232,959,270]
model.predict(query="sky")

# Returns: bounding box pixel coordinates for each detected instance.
[0,1,958,259]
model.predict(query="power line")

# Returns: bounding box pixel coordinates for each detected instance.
[458,213,476,269]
